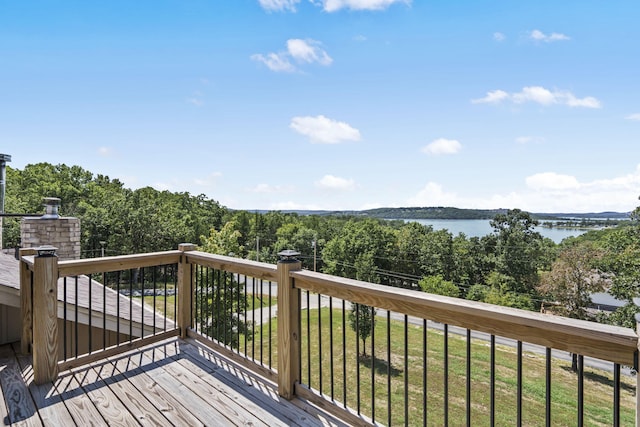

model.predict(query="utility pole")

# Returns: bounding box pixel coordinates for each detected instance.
[312,239,317,272]
[0,154,11,250]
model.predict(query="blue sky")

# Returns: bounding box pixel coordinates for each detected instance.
[2,0,639,213]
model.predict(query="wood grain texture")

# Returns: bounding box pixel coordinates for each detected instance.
[58,251,182,278]
[12,343,76,427]
[177,247,194,338]
[291,270,638,365]
[32,255,58,384]
[19,249,37,355]
[180,339,348,427]
[0,344,43,426]
[277,259,301,400]
[185,251,278,282]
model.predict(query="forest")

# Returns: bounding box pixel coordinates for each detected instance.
[4,163,640,328]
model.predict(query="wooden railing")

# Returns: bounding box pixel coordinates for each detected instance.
[20,245,640,426]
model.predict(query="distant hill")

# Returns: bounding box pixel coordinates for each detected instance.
[260,207,630,220]
[358,207,510,220]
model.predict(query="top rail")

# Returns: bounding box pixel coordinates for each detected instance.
[57,250,182,277]
[185,250,278,282]
[291,269,638,366]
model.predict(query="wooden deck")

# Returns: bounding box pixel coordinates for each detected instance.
[0,338,348,427]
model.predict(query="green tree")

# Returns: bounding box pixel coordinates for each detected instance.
[200,220,244,256]
[489,209,546,295]
[349,303,376,357]
[418,274,460,297]
[322,218,395,284]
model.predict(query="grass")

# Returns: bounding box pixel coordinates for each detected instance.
[134,293,277,322]
[255,307,635,426]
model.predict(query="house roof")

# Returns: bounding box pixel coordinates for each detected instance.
[0,251,174,334]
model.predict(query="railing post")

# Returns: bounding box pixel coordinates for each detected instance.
[178,243,196,338]
[277,250,302,400]
[635,300,640,427]
[19,247,37,355]
[32,245,59,384]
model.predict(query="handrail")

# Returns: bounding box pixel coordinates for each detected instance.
[291,269,638,366]
[58,250,182,277]
[22,245,640,425]
[185,250,278,282]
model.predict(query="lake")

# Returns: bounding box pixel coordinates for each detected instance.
[405,219,588,243]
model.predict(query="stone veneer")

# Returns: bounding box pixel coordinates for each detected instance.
[20,217,81,261]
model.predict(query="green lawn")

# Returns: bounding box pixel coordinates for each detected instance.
[256,308,635,426]
[135,293,277,322]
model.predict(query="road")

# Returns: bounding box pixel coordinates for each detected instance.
[240,280,633,376]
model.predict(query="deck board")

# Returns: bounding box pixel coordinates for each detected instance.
[0,337,348,427]
[11,344,76,427]
[0,344,43,427]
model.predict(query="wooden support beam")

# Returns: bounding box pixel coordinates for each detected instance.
[177,243,196,338]
[19,248,37,355]
[277,255,301,400]
[32,249,59,384]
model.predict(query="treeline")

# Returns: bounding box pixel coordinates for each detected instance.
[5,163,640,328]
[358,206,509,220]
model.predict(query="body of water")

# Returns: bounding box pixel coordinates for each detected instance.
[405,219,588,243]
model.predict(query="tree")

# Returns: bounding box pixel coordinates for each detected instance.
[200,220,244,256]
[489,209,546,295]
[418,274,460,297]
[537,242,607,321]
[322,218,396,284]
[349,303,376,357]
[199,221,250,347]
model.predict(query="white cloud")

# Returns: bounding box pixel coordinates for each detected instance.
[529,29,570,43]
[313,0,410,12]
[407,182,459,206]
[252,39,332,73]
[407,165,640,213]
[493,32,506,42]
[287,39,333,65]
[626,113,640,121]
[472,86,601,109]
[98,147,113,157]
[315,175,356,190]
[251,52,296,72]
[269,201,326,210]
[193,172,223,187]
[187,97,204,107]
[421,138,462,155]
[526,172,580,191]
[354,34,367,42]
[290,115,361,143]
[471,90,509,104]
[258,0,300,12]
[248,183,295,193]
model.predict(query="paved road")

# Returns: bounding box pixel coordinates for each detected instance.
[241,283,633,377]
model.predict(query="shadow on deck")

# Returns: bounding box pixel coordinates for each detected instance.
[0,338,348,426]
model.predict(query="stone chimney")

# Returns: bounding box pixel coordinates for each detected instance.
[20,198,81,260]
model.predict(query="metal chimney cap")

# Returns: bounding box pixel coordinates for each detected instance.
[0,154,11,162]
[42,197,61,219]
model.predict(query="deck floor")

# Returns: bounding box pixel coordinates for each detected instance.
[0,338,347,426]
